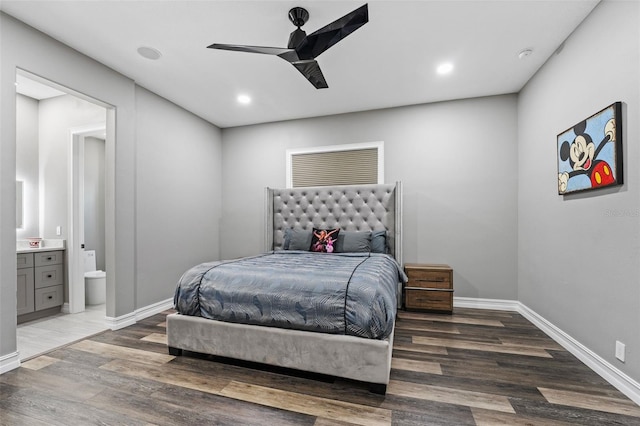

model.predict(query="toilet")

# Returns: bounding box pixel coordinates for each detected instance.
[84,250,106,305]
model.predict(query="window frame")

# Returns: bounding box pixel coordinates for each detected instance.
[286,141,384,188]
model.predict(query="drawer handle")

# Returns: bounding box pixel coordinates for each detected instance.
[415,278,445,282]
[47,274,53,278]
[47,296,53,300]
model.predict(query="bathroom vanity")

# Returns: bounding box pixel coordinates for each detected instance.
[17,240,66,324]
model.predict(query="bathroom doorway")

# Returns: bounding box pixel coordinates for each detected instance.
[68,124,107,315]
[15,70,113,316]
[15,70,114,359]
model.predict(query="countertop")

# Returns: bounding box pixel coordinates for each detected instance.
[17,239,66,254]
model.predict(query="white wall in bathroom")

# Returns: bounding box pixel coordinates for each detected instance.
[17,93,106,244]
[84,136,106,271]
[38,94,106,240]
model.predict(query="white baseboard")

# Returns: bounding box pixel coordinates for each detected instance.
[135,297,174,321]
[0,351,21,374]
[105,297,173,331]
[104,311,136,331]
[454,296,519,311]
[517,302,640,406]
[454,296,640,406]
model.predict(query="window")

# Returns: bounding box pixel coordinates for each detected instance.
[286,141,384,188]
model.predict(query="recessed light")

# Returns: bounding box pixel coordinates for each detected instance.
[237,94,252,105]
[436,62,454,75]
[518,48,533,59]
[137,46,162,60]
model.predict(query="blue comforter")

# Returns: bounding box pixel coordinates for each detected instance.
[174,251,406,339]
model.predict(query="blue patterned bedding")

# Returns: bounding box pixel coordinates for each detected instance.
[174,251,407,340]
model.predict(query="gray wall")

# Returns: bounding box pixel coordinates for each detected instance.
[15,94,39,240]
[518,0,640,380]
[135,86,222,309]
[84,136,106,271]
[0,12,222,364]
[1,11,137,345]
[221,95,519,300]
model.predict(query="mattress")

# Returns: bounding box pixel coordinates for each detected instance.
[174,251,406,339]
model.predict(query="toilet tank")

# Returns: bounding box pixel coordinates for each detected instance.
[84,250,97,273]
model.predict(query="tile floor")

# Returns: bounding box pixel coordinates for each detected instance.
[17,304,108,361]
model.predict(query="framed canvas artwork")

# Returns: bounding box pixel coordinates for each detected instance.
[557,102,623,194]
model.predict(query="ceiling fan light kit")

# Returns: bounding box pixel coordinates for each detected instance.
[208,4,369,89]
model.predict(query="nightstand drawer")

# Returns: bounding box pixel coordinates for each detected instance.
[405,288,453,312]
[403,263,453,314]
[406,269,451,289]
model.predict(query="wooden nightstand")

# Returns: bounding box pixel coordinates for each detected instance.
[404,263,453,313]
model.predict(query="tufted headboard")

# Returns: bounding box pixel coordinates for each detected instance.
[265,182,403,266]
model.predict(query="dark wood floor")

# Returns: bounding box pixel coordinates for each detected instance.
[2,308,639,425]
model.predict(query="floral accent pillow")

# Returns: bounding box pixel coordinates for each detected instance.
[309,228,340,253]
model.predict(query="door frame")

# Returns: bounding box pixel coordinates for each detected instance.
[66,123,106,314]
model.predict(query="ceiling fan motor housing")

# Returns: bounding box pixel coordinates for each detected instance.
[288,7,309,27]
[288,28,307,50]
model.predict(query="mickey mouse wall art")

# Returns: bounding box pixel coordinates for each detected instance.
[557,102,623,195]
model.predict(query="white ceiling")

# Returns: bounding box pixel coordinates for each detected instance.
[1,1,599,128]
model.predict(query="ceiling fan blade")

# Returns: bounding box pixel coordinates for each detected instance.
[291,60,328,89]
[208,43,295,57]
[295,4,368,60]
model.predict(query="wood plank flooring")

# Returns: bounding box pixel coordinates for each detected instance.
[2,308,639,425]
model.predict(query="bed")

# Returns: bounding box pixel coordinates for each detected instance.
[167,182,404,393]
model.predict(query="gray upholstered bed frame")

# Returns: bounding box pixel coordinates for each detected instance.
[167,182,403,393]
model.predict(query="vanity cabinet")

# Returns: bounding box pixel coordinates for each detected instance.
[17,250,64,321]
[16,254,35,315]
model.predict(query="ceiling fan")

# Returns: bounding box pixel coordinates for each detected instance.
[207,4,368,89]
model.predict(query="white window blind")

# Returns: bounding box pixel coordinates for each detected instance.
[287,142,383,188]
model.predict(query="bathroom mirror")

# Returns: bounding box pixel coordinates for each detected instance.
[16,180,23,229]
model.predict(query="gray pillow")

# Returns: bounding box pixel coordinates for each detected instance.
[336,231,371,253]
[371,230,387,254]
[283,228,313,251]
[284,229,382,253]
